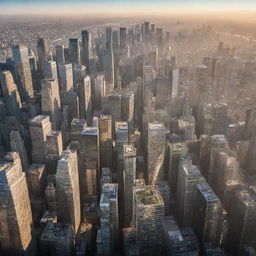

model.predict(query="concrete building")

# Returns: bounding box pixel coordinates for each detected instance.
[12,44,34,102]
[93,74,106,110]
[37,37,49,76]
[56,149,81,234]
[177,156,205,227]
[108,92,122,124]
[115,122,129,155]
[121,91,135,133]
[134,179,164,255]
[58,63,73,93]
[40,222,73,256]
[99,183,119,256]
[43,60,58,81]
[73,65,86,92]
[123,144,136,227]
[120,27,127,51]
[69,38,81,67]
[55,45,65,65]
[29,115,52,163]
[81,30,91,67]
[0,152,34,255]
[70,118,87,151]
[41,78,61,130]
[0,71,21,117]
[147,122,166,184]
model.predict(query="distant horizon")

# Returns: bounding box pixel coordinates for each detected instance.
[1,0,256,16]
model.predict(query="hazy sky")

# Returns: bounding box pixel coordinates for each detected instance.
[1,0,256,15]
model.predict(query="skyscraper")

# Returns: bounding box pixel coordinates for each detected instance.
[123,144,136,227]
[12,44,34,102]
[120,27,127,51]
[0,71,21,117]
[81,30,91,67]
[0,152,34,255]
[99,183,119,256]
[134,179,164,255]
[121,91,135,133]
[55,45,65,65]
[58,63,73,93]
[41,78,61,130]
[37,37,48,76]
[147,122,166,184]
[29,115,52,163]
[43,60,58,81]
[69,38,81,67]
[56,149,81,234]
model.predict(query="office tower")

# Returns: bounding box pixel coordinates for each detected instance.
[213,103,228,135]
[37,37,48,76]
[41,78,61,130]
[156,28,163,50]
[81,30,91,67]
[170,68,179,99]
[147,122,166,184]
[93,74,105,110]
[115,122,129,155]
[121,91,135,133]
[45,183,57,212]
[108,92,121,124]
[208,135,228,185]
[156,181,171,215]
[27,163,47,198]
[56,149,81,234]
[10,130,29,172]
[144,21,150,42]
[70,118,87,151]
[244,107,256,139]
[177,156,205,227]
[120,27,127,51]
[246,130,256,175]
[69,38,81,67]
[123,145,136,227]
[0,71,21,117]
[194,182,223,245]
[134,179,164,255]
[101,167,112,187]
[163,216,200,256]
[40,222,73,256]
[43,60,58,81]
[123,228,139,256]
[112,30,119,52]
[79,127,100,198]
[55,45,65,65]
[73,65,86,91]
[58,63,73,92]
[100,183,119,256]
[99,115,113,168]
[0,152,34,255]
[29,115,52,163]
[78,75,92,122]
[229,188,256,254]
[104,27,114,86]
[12,44,34,102]
[46,130,63,175]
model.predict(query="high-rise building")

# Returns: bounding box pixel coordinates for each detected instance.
[0,71,21,117]
[104,27,114,86]
[177,156,205,227]
[37,37,48,76]
[69,38,81,67]
[93,74,105,110]
[108,92,121,124]
[0,152,34,255]
[46,130,63,175]
[121,91,135,133]
[70,118,87,151]
[10,130,29,172]
[81,30,91,67]
[29,115,52,163]
[115,122,129,155]
[123,144,136,227]
[99,183,119,256]
[58,63,73,93]
[56,149,81,234]
[73,65,86,92]
[147,122,166,184]
[12,44,34,102]
[43,60,58,81]
[120,27,127,51]
[78,75,92,122]
[55,45,65,65]
[194,182,223,245]
[170,68,179,99]
[41,78,61,130]
[79,127,100,198]
[134,179,164,255]
[40,222,73,256]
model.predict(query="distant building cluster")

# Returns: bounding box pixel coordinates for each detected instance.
[0,19,256,256]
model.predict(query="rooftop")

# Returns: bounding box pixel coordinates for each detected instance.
[136,185,163,205]
[81,127,98,136]
[197,182,219,202]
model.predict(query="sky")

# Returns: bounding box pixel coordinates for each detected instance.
[1,0,256,15]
